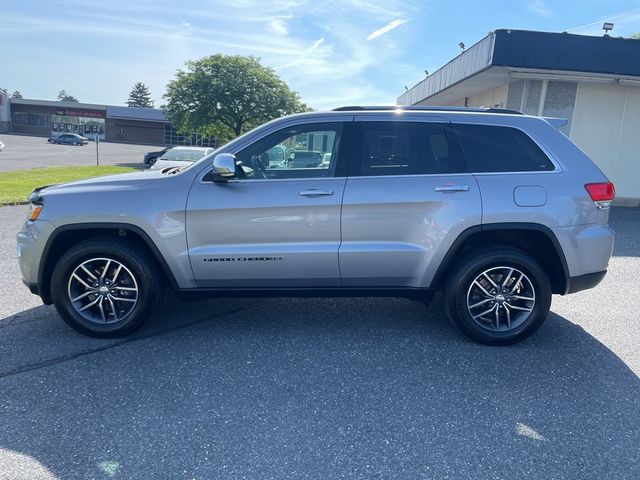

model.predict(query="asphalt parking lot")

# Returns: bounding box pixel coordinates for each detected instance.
[0,205,638,479]
[0,134,162,171]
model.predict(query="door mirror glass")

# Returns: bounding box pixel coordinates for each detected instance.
[212,153,236,181]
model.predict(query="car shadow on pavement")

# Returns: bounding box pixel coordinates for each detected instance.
[114,162,148,170]
[610,207,640,257]
[0,295,638,479]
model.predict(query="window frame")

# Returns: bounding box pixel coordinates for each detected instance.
[347,120,467,178]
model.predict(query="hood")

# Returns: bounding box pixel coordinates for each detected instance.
[33,169,165,200]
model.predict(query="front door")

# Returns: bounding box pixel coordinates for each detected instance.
[186,122,349,288]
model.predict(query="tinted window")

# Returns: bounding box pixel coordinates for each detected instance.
[356,122,451,176]
[455,124,554,172]
[235,123,343,180]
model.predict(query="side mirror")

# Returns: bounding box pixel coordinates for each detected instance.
[212,153,236,182]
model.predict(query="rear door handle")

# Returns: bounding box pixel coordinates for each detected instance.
[299,189,334,197]
[434,185,470,193]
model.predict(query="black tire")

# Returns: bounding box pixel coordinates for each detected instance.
[443,246,551,346]
[51,238,163,337]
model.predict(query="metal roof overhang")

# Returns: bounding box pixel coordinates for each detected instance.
[413,66,640,106]
[399,29,640,106]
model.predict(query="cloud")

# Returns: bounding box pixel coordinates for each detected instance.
[566,7,640,36]
[526,0,550,17]
[366,18,409,41]
[1,0,418,110]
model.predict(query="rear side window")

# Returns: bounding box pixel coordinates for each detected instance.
[356,122,451,176]
[454,124,554,173]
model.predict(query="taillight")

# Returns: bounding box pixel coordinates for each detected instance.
[585,182,615,209]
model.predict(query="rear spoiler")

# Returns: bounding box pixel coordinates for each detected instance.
[543,117,568,129]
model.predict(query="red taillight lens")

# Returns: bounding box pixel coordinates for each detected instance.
[585,182,615,208]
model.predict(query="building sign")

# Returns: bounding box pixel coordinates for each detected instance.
[55,109,104,118]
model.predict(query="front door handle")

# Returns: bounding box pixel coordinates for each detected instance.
[299,189,334,197]
[434,185,470,193]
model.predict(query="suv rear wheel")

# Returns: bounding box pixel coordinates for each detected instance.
[51,238,163,337]
[443,246,551,345]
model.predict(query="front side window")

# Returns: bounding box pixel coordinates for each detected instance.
[454,124,555,173]
[235,123,343,180]
[355,122,451,176]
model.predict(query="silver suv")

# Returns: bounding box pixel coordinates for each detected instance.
[17,106,615,345]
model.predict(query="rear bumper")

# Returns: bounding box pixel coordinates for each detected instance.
[566,270,607,294]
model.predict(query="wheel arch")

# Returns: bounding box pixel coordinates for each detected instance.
[38,223,179,304]
[432,223,570,295]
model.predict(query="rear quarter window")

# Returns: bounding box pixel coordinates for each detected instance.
[454,124,554,173]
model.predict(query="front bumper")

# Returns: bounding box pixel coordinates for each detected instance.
[17,218,55,303]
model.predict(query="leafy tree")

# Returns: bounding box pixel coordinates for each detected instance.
[630,32,640,39]
[57,90,79,102]
[11,90,23,99]
[127,82,153,108]
[0,87,6,93]
[163,54,310,142]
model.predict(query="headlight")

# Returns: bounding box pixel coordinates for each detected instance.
[28,203,43,222]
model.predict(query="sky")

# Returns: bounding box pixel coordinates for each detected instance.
[1,0,639,110]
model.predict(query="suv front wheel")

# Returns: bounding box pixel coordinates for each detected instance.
[51,238,163,337]
[443,246,552,345]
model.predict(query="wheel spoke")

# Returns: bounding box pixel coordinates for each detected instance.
[80,265,98,281]
[472,304,497,319]
[494,304,500,330]
[100,260,111,281]
[501,268,514,288]
[72,273,92,289]
[78,297,100,312]
[107,296,119,321]
[473,280,493,298]
[114,286,137,291]
[98,297,106,322]
[509,272,524,294]
[482,272,499,289]
[469,298,493,309]
[111,264,123,284]
[511,295,535,302]
[504,303,511,328]
[71,291,93,302]
[506,304,533,312]
[111,296,136,303]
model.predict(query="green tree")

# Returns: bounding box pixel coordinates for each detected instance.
[163,54,310,142]
[127,82,153,107]
[57,90,79,102]
[630,32,640,39]
[11,90,23,99]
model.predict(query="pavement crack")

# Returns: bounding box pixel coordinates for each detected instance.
[0,300,271,380]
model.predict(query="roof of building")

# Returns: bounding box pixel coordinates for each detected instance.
[398,29,640,106]
[9,98,169,122]
[106,105,167,123]
[11,98,106,111]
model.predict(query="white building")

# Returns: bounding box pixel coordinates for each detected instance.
[398,29,640,204]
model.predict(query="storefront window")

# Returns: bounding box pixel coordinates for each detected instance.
[51,114,105,140]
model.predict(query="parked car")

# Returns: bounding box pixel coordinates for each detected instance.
[143,147,170,166]
[150,146,214,170]
[47,133,88,146]
[0,140,5,152]
[17,106,615,344]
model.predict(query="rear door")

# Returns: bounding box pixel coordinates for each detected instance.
[339,114,482,288]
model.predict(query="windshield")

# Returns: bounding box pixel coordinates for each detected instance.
[160,149,209,162]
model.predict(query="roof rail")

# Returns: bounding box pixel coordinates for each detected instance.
[332,105,524,115]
